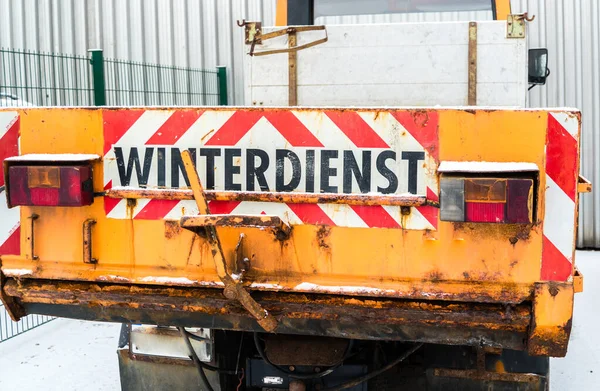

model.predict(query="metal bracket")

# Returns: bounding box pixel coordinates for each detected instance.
[507,13,533,39]
[83,219,97,264]
[179,150,278,332]
[180,214,291,241]
[28,214,39,261]
[234,234,250,281]
[578,175,592,193]
[238,20,262,45]
[241,24,328,106]
[246,25,328,57]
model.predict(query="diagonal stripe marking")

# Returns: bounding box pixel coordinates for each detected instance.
[103,109,145,155]
[350,205,400,228]
[541,235,573,281]
[391,111,439,161]
[134,199,181,220]
[145,110,204,145]
[287,203,336,226]
[324,110,389,148]
[0,116,19,187]
[264,111,324,147]
[204,111,263,146]
[546,113,578,202]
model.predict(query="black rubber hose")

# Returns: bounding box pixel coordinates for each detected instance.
[179,327,215,391]
[253,332,353,380]
[180,328,238,375]
[321,343,424,391]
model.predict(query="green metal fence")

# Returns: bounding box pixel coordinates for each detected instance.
[0,48,228,107]
[0,303,54,343]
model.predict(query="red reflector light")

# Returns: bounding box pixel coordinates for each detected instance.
[7,165,93,207]
[441,177,533,224]
[465,202,505,223]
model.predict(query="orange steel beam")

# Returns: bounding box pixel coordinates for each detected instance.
[276,0,288,26]
[494,0,512,20]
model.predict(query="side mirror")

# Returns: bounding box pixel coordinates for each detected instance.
[529,48,550,85]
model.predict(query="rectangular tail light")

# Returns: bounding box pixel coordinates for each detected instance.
[7,165,93,207]
[440,177,533,224]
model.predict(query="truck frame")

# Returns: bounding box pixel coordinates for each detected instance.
[0,1,589,390]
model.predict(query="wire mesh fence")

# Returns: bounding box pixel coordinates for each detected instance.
[0,48,93,106]
[0,303,54,343]
[104,59,221,106]
[0,48,227,342]
[0,48,227,107]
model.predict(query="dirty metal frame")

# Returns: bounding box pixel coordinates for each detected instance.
[434,347,545,386]
[105,187,437,208]
[2,278,532,351]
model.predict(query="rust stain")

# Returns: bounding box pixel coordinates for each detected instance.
[164,220,181,239]
[181,215,291,240]
[126,198,137,219]
[316,226,331,249]
[107,188,429,207]
[548,283,559,297]
[427,270,444,282]
[200,128,216,142]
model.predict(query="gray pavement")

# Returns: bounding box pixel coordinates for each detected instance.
[0,251,598,390]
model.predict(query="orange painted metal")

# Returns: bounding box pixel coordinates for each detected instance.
[0,107,583,356]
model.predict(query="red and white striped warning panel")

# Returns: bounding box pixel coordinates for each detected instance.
[541,112,580,282]
[0,111,20,255]
[103,109,439,230]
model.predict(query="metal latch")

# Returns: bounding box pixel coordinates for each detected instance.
[178,150,278,332]
[507,13,534,39]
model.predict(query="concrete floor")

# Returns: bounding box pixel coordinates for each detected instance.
[0,251,598,390]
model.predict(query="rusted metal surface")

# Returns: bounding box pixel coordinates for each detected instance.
[240,20,262,45]
[0,271,26,321]
[82,219,97,264]
[106,187,434,207]
[467,22,477,105]
[3,278,531,349]
[288,27,297,106]
[180,214,291,241]
[434,346,544,386]
[265,335,348,366]
[181,150,278,332]
[433,368,543,385]
[28,214,39,261]
[527,282,574,357]
[249,25,328,57]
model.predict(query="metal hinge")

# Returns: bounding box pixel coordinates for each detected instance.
[506,13,535,39]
